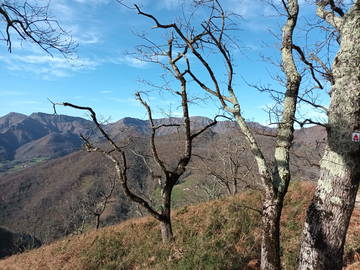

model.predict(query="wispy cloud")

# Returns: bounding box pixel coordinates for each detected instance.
[100,90,113,94]
[11,100,42,105]
[116,56,150,68]
[50,0,105,47]
[51,2,75,19]
[0,91,25,96]
[69,25,102,45]
[0,54,99,79]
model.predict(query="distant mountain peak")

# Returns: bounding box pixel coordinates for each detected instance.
[0,112,27,122]
[2,112,27,118]
[0,113,27,134]
[120,117,147,125]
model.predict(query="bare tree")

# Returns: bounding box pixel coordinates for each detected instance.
[75,172,117,231]
[196,132,255,196]
[52,89,218,243]
[192,176,224,201]
[297,1,360,269]
[138,94,220,242]
[92,175,116,229]
[131,0,301,268]
[0,0,76,55]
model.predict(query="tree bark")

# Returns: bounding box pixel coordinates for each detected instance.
[298,3,360,269]
[160,183,175,243]
[261,193,282,270]
[160,219,174,243]
[135,1,300,266]
[260,1,301,269]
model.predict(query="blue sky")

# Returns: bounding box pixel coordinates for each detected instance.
[0,0,333,124]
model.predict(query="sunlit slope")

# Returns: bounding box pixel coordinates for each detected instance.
[0,181,359,270]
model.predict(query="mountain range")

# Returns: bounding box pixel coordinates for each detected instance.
[0,112,325,247]
[0,112,276,166]
[0,112,94,163]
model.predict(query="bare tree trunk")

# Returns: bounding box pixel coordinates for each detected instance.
[160,218,173,243]
[95,214,100,229]
[261,194,282,270]
[133,1,300,266]
[225,182,232,196]
[298,3,360,269]
[260,1,301,268]
[233,179,238,195]
[160,183,174,243]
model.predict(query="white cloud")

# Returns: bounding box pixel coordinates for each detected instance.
[50,1,105,46]
[11,100,42,105]
[75,31,101,45]
[116,56,149,68]
[0,54,99,79]
[100,90,112,94]
[0,91,25,96]
[51,2,75,18]
[225,0,263,18]
[68,24,102,45]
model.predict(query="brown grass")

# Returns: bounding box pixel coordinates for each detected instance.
[0,181,359,270]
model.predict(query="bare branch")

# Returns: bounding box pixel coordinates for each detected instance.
[190,115,230,140]
[135,92,168,174]
[0,1,76,55]
[309,53,335,85]
[292,44,323,89]
[51,101,163,222]
[316,0,344,29]
[328,0,345,17]
[134,4,176,29]
[294,117,328,128]
[250,84,328,113]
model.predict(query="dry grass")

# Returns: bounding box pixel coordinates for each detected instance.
[0,181,359,270]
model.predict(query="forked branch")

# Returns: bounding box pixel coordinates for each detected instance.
[0,0,76,55]
[50,100,163,221]
[316,0,344,29]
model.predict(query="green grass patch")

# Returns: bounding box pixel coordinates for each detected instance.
[6,157,49,172]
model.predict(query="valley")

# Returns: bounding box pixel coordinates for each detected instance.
[0,112,324,245]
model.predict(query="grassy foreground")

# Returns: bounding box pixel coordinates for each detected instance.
[0,181,359,270]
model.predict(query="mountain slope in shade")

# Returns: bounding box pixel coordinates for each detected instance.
[0,150,134,243]
[14,132,83,161]
[0,134,151,243]
[0,226,41,259]
[28,112,95,135]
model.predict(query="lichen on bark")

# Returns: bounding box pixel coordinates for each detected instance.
[298,2,360,269]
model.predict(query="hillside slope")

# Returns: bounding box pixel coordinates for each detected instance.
[0,141,150,243]
[0,112,95,165]
[0,111,324,177]
[0,181,358,270]
[0,123,323,244]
